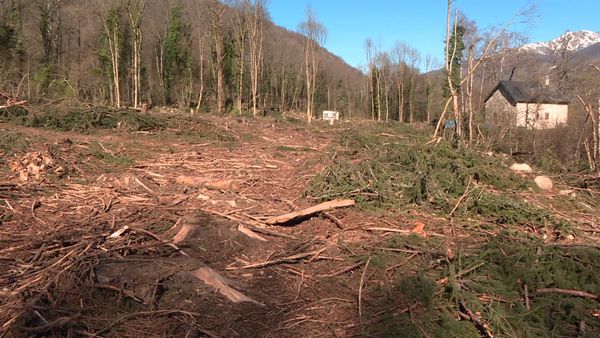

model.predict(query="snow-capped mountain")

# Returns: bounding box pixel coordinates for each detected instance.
[520,30,600,55]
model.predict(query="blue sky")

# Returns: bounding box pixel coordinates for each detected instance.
[268,0,600,69]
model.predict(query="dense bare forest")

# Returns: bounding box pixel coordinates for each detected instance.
[0,0,367,115]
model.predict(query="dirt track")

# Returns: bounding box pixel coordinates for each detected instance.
[0,115,405,337]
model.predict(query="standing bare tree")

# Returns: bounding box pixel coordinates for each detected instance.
[230,0,248,114]
[100,2,122,108]
[299,6,326,124]
[208,0,225,113]
[423,55,440,123]
[392,41,409,122]
[247,0,266,117]
[38,0,63,65]
[406,48,421,123]
[365,39,375,120]
[127,0,145,109]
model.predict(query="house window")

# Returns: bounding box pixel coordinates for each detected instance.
[545,112,550,120]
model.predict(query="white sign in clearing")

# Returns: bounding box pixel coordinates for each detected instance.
[322,110,340,120]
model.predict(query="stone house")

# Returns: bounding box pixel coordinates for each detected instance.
[484,80,570,129]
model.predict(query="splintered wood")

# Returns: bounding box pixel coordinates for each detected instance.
[266,199,355,225]
[191,267,262,305]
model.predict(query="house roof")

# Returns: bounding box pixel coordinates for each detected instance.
[484,80,570,105]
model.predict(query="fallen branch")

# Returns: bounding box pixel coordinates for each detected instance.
[459,300,494,338]
[322,212,345,229]
[358,257,371,319]
[536,288,597,300]
[96,310,218,337]
[367,226,446,238]
[228,250,322,270]
[321,261,365,278]
[366,227,410,234]
[191,267,262,305]
[244,225,298,240]
[449,176,473,217]
[524,284,530,309]
[266,199,355,225]
[0,99,27,110]
[19,316,76,334]
[237,225,267,242]
[201,208,298,239]
[131,228,188,257]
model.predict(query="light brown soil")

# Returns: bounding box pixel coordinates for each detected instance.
[1,115,425,337]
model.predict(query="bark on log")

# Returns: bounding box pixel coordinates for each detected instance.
[265,199,355,225]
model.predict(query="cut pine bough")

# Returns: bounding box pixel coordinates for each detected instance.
[265,199,355,226]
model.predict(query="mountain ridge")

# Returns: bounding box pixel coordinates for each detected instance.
[520,30,600,55]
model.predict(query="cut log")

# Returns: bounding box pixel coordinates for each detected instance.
[265,199,355,225]
[191,267,262,305]
[237,225,267,242]
[172,223,199,244]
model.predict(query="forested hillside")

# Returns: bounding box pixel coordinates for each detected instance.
[0,0,366,116]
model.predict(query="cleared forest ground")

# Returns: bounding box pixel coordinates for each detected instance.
[1,107,599,337]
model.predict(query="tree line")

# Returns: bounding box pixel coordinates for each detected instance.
[0,0,367,119]
[0,0,485,124]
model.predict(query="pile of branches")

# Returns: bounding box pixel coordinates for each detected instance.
[362,232,600,337]
[0,90,27,111]
[0,209,184,336]
[308,129,528,213]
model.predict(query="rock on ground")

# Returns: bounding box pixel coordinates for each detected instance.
[534,175,553,190]
[510,163,533,174]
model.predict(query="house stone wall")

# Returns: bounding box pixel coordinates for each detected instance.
[484,90,518,127]
[485,89,568,129]
[516,103,568,129]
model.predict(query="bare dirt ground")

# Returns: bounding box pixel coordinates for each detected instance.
[1,112,599,337]
[0,114,412,337]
